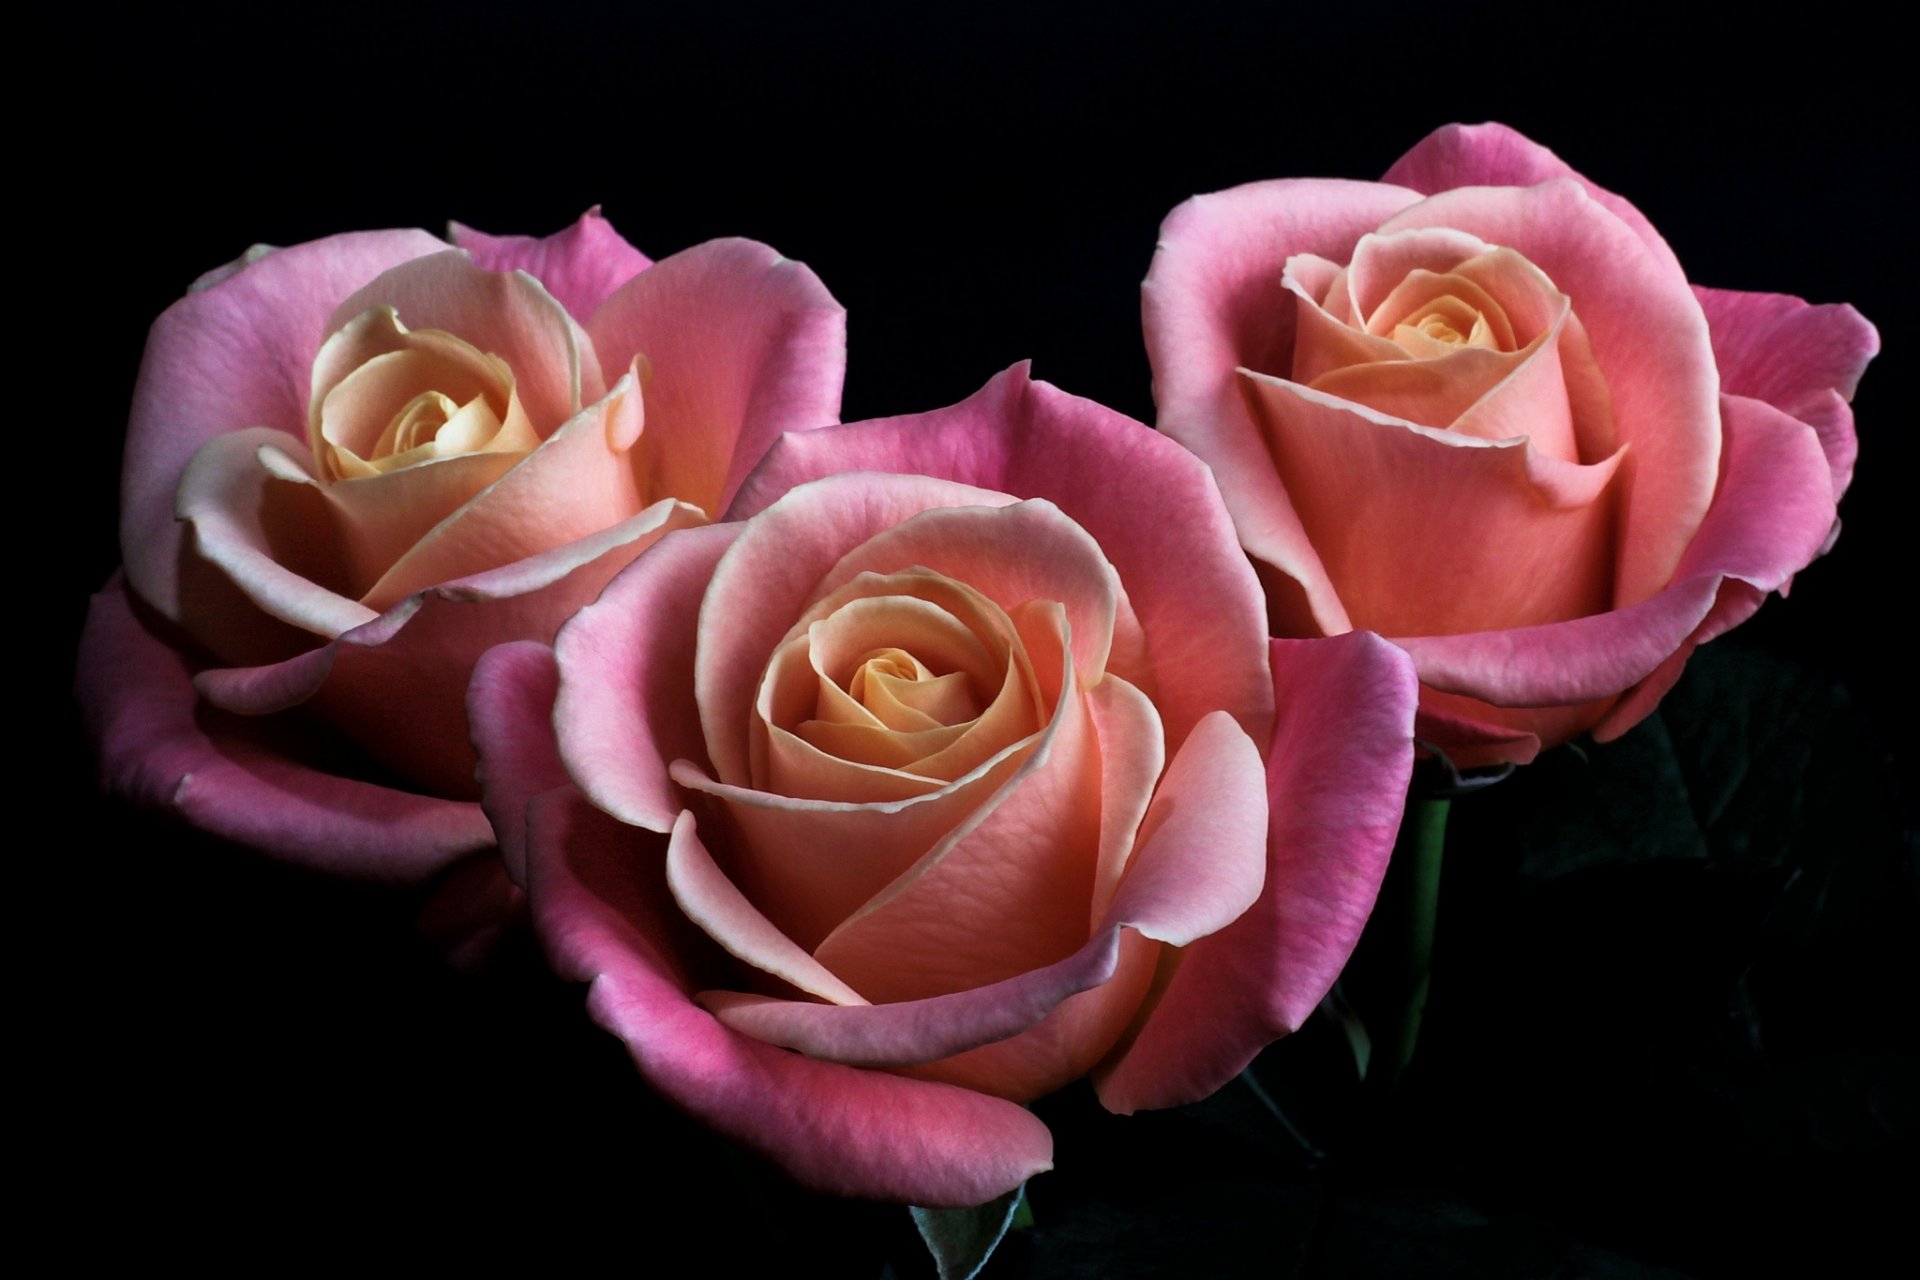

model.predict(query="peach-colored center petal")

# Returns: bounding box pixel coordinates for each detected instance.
[308,306,539,482]
[751,572,1049,802]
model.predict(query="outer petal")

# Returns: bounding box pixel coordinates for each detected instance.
[123,228,448,624]
[587,238,846,516]
[175,428,379,645]
[1245,373,1622,638]
[1396,393,1836,714]
[552,521,745,833]
[449,208,652,321]
[468,640,573,887]
[1694,286,1877,497]
[1096,633,1416,1114]
[732,365,1275,755]
[1382,121,1684,278]
[1588,392,1842,741]
[195,499,705,797]
[77,575,492,882]
[1414,688,1613,770]
[1378,180,1719,608]
[1412,693,1543,769]
[527,786,1054,1208]
[1692,286,1877,407]
[1141,179,1423,635]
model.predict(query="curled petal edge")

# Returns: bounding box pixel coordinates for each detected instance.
[77,573,492,883]
[525,786,1054,1208]
[1392,393,1835,709]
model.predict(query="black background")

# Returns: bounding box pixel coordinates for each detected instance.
[53,3,1911,1274]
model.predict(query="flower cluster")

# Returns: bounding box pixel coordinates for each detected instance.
[78,125,1871,1207]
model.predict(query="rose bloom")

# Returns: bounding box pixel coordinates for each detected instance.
[1145,123,1878,764]
[469,366,1419,1205]
[78,211,844,888]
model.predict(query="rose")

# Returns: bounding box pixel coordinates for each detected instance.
[469,365,1418,1204]
[78,210,845,887]
[1144,123,1878,764]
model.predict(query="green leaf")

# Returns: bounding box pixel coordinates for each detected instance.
[911,1184,1026,1280]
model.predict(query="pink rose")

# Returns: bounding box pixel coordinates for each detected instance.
[78,211,845,883]
[1145,123,1878,764]
[469,366,1419,1205]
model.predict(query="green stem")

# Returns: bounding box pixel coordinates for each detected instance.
[1384,795,1449,1089]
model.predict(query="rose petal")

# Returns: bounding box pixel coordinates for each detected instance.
[124,228,447,624]
[1382,121,1685,278]
[666,602,1069,956]
[733,366,1275,755]
[1586,392,1842,741]
[696,473,1020,788]
[360,364,650,611]
[669,744,1035,953]
[316,450,528,605]
[1692,286,1878,407]
[1342,228,1500,333]
[886,933,1161,1101]
[1096,633,1415,1114]
[1378,180,1719,607]
[752,569,1036,794]
[811,607,1100,1000]
[468,640,573,887]
[1412,693,1544,769]
[1788,389,1861,504]
[1244,372,1623,637]
[306,306,536,479]
[587,238,846,516]
[196,499,704,797]
[526,786,1052,1207]
[328,249,599,432]
[552,521,746,834]
[1140,180,1424,637]
[1693,286,1876,498]
[702,711,1266,1100]
[77,575,492,883]
[1587,580,1767,743]
[1415,687,1610,769]
[1085,676,1165,926]
[664,813,868,1006]
[761,592,1037,799]
[175,428,379,644]
[1395,392,1836,708]
[1284,256,1406,384]
[449,208,652,321]
[809,498,1124,690]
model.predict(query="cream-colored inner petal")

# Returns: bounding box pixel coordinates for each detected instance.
[1391,296,1501,357]
[750,570,1050,803]
[309,306,539,483]
[1366,269,1517,355]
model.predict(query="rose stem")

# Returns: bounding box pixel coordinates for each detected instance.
[1382,794,1451,1090]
